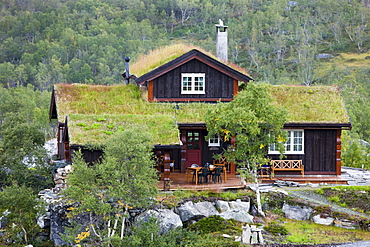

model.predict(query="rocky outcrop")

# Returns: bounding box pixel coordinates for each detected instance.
[282,203,313,221]
[137,209,183,234]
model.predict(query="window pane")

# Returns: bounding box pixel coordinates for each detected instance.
[182,77,192,91]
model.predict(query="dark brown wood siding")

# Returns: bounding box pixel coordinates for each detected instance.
[152,59,235,101]
[268,129,338,174]
[304,129,337,173]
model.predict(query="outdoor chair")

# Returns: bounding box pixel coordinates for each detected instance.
[212,167,223,183]
[190,164,199,183]
[198,167,210,184]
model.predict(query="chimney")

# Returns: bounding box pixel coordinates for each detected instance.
[215,19,228,62]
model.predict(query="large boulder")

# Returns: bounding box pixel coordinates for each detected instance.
[229,199,250,212]
[219,208,254,223]
[194,201,218,217]
[137,209,183,234]
[312,214,335,226]
[282,203,313,221]
[177,201,218,222]
[215,200,230,212]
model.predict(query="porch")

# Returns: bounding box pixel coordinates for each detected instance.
[156,172,348,191]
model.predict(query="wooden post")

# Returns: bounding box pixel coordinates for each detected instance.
[163,152,171,190]
[336,130,342,176]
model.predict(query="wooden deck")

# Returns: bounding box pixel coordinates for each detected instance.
[157,173,348,191]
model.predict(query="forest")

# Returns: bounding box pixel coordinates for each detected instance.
[0,0,369,245]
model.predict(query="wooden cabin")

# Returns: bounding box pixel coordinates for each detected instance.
[49,45,351,179]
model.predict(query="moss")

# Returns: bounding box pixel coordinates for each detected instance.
[55,83,349,146]
[186,215,241,235]
[264,222,288,236]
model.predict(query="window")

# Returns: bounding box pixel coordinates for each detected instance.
[181,73,205,94]
[269,130,304,154]
[208,135,220,147]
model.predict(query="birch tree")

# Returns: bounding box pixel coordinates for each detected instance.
[63,127,158,245]
[204,83,287,217]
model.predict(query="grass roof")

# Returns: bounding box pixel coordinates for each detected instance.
[54,83,349,146]
[269,85,350,123]
[130,43,250,78]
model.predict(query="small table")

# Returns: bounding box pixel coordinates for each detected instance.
[186,166,227,185]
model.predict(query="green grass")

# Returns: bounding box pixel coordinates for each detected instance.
[130,43,250,77]
[269,85,350,123]
[284,219,370,245]
[55,82,350,146]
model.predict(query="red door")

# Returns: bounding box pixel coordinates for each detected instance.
[185,130,202,168]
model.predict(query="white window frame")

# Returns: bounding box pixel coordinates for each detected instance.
[181,73,205,94]
[269,129,304,154]
[208,135,220,147]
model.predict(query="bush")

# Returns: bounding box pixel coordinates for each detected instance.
[187,215,241,235]
[264,222,288,236]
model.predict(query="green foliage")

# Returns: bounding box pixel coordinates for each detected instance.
[187,215,241,235]
[342,132,370,169]
[264,222,288,236]
[319,186,370,214]
[63,126,159,245]
[121,217,239,247]
[0,86,52,191]
[284,219,370,245]
[205,82,287,173]
[0,183,45,246]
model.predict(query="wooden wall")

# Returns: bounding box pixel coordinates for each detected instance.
[268,129,339,175]
[152,59,235,101]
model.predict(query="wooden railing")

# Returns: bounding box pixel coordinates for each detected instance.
[270,160,304,177]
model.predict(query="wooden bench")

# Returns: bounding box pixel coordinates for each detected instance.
[270,160,304,178]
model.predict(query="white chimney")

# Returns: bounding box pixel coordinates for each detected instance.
[216,19,228,62]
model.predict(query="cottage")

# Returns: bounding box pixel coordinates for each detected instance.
[49,22,351,184]
[49,64,350,181]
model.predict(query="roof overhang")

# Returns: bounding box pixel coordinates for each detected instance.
[135,49,252,85]
[177,123,207,130]
[284,122,352,130]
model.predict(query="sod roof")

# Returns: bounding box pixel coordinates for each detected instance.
[130,43,250,78]
[52,83,350,146]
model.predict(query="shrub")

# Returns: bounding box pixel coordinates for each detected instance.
[187,215,241,235]
[264,222,288,236]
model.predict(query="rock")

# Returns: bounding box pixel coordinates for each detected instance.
[194,201,218,218]
[49,202,69,246]
[287,1,298,7]
[334,219,356,229]
[137,209,183,234]
[312,214,334,225]
[242,224,263,244]
[215,200,230,212]
[242,224,252,244]
[177,201,207,222]
[282,203,313,221]
[316,53,334,59]
[0,209,10,229]
[229,199,250,212]
[219,208,254,223]
[37,214,50,229]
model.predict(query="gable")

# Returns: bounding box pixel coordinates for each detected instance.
[145,58,239,102]
[135,49,252,85]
